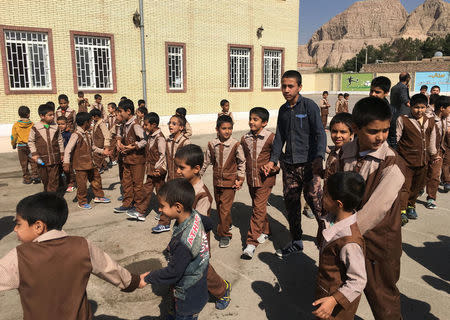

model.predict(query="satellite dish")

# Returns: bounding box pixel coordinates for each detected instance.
[434,51,443,57]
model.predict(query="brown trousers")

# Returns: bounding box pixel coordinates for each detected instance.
[320,109,328,129]
[443,151,450,183]
[364,256,402,320]
[207,264,226,299]
[75,169,104,205]
[400,165,427,209]
[93,153,107,170]
[66,164,76,187]
[136,175,165,215]
[38,165,60,192]
[17,146,38,182]
[214,187,236,238]
[122,163,145,208]
[247,186,272,246]
[426,152,443,200]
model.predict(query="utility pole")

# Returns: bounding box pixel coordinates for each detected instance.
[139,0,147,103]
[365,47,368,65]
[355,56,357,73]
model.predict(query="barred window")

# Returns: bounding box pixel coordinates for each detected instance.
[263,49,282,89]
[167,45,184,90]
[74,35,113,90]
[4,30,52,90]
[229,47,251,89]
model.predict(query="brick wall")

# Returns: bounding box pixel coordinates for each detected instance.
[361,58,450,74]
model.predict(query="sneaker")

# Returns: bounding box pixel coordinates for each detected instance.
[257,233,269,244]
[126,208,138,218]
[111,160,118,166]
[152,224,171,233]
[406,207,418,220]
[98,168,105,174]
[229,224,233,231]
[114,206,132,214]
[444,183,450,192]
[276,240,303,258]
[136,213,146,221]
[117,195,124,201]
[78,203,92,210]
[66,186,75,192]
[242,244,256,259]
[215,280,231,310]
[302,207,315,219]
[23,179,32,185]
[32,178,41,184]
[401,212,409,226]
[425,198,437,209]
[94,197,111,203]
[219,237,231,248]
[155,212,161,220]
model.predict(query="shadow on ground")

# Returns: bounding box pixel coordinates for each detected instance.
[0,215,15,240]
[401,293,439,319]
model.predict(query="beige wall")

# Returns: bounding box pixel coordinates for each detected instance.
[0,0,299,124]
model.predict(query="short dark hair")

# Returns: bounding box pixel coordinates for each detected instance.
[118,99,135,114]
[89,108,102,118]
[107,102,117,110]
[435,95,450,113]
[249,107,269,123]
[171,114,186,127]
[338,93,344,97]
[144,112,159,125]
[77,91,84,98]
[94,94,102,100]
[420,85,428,91]
[399,73,411,82]
[78,99,87,106]
[120,96,128,101]
[344,93,349,98]
[76,112,91,127]
[56,116,67,123]
[16,192,68,231]
[282,70,302,86]
[157,178,194,213]
[38,104,53,116]
[175,144,204,168]
[46,101,55,111]
[410,93,428,107]
[220,99,229,107]
[322,91,328,95]
[329,112,353,133]
[138,99,145,106]
[58,94,68,102]
[326,172,366,212]
[371,76,391,93]
[430,85,440,92]
[18,106,30,118]
[137,106,148,115]
[176,107,187,117]
[216,114,233,129]
[429,94,440,106]
[352,97,391,129]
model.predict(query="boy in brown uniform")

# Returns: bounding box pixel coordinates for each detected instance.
[91,93,105,118]
[106,102,119,166]
[396,93,437,222]
[335,93,346,114]
[241,108,279,259]
[0,192,141,319]
[329,97,405,320]
[114,99,147,214]
[127,112,167,221]
[200,115,246,248]
[55,94,76,132]
[28,104,64,192]
[64,112,111,210]
[319,91,330,129]
[90,108,111,173]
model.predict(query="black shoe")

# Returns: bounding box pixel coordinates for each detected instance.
[401,213,409,226]
[219,237,231,248]
[406,207,418,220]
[32,178,41,184]
[23,179,32,185]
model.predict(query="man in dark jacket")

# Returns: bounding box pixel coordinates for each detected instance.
[390,72,411,147]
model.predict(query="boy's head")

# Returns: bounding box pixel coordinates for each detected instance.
[344,93,350,100]
[94,94,102,103]
[118,99,134,121]
[46,101,56,112]
[157,178,195,219]
[76,112,92,129]
[216,115,233,140]
[78,99,87,108]
[136,106,148,118]
[143,112,160,133]
[338,93,344,100]
[107,102,117,114]
[57,116,68,132]
[410,93,428,120]
[175,144,204,181]
[420,85,428,95]
[370,76,391,99]
[175,107,187,117]
[18,105,30,119]
[430,85,440,95]
[281,70,302,102]
[220,99,230,112]
[399,72,411,84]
[435,95,450,118]
[323,172,366,214]
[322,91,328,98]
[168,114,186,136]
[89,108,102,122]
[249,107,269,134]
[120,96,128,102]
[329,112,353,148]
[38,104,55,124]
[15,192,68,243]
[429,93,440,106]
[58,94,69,109]
[138,99,145,108]
[352,97,391,151]
[77,91,85,98]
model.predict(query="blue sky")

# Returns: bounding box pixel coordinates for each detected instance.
[298,0,426,44]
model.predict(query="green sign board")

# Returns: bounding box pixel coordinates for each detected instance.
[341,73,373,91]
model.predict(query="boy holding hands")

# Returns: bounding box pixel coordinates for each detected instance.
[56,94,76,132]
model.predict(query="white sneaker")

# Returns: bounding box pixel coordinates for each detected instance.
[243,244,256,259]
[257,233,269,244]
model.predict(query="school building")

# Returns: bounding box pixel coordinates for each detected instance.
[0,0,300,125]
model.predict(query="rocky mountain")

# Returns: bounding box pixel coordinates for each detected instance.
[299,0,450,68]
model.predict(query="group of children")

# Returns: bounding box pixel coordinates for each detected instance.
[318,91,350,128]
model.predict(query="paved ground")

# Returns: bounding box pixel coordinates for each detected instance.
[0,104,449,319]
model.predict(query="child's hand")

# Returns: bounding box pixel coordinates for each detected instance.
[60,155,64,162]
[103,149,111,156]
[233,179,243,190]
[124,144,136,150]
[153,169,161,177]
[432,155,441,163]
[312,296,337,319]
[63,163,70,173]
[262,161,275,176]
[139,272,150,288]
[12,144,16,150]
[32,155,40,162]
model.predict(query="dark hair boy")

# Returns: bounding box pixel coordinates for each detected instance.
[56,94,76,132]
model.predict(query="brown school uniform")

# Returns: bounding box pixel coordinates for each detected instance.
[91,102,105,119]
[396,115,436,209]
[319,98,330,128]
[316,214,366,320]
[55,107,77,132]
[184,121,193,137]
[28,122,64,192]
[332,139,405,320]
[135,129,167,216]
[335,99,346,114]
[241,128,279,246]
[200,136,246,239]
[166,133,191,181]
[119,116,147,208]
[64,126,105,205]
[106,113,118,162]
[92,119,111,170]
[426,115,448,199]
[324,145,340,180]
[0,230,139,320]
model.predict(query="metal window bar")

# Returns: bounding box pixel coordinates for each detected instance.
[4,30,51,90]
[168,45,184,90]
[263,50,282,88]
[230,48,250,89]
[74,36,112,90]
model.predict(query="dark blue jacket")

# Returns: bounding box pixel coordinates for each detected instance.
[61,130,72,148]
[270,95,326,164]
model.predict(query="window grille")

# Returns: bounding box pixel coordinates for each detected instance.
[263,49,282,89]
[74,36,113,90]
[229,47,250,89]
[167,45,184,90]
[4,30,51,90]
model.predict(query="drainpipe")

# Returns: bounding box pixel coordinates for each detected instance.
[139,0,147,103]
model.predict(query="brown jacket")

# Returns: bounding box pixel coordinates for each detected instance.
[193,179,213,217]
[0,230,138,320]
[119,116,147,165]
[146,129,167,176]
[93,119,111,149]
[319,98,330,115]
[56,107,77,132]
[64,126,104,170]
[166,133,190,180]
[28,122,64,166]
